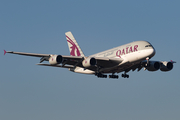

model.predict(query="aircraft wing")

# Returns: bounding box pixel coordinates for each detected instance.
[5,51,83,60]
[5,50,84,64]
[5,51,50,57]
[52,56,124,70]
[5,50,124,72]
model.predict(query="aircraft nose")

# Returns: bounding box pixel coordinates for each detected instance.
[145,48,156,58]
[150,48,156,57]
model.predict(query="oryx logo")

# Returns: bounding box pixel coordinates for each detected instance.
[66,35,81,56]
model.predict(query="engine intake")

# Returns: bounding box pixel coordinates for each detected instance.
[49,55,63,65]
[82,57,96,68]
[147,61,160,71]
[160,61,173,71]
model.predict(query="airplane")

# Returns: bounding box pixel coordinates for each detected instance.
[4,31,176,79]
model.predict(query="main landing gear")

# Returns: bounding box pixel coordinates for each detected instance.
[96,73,129,79]
[121,73,129,78]
[96,73,119,79]
[96,73,107,78]
[109,75,119,79]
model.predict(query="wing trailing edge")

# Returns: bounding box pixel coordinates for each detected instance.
[37,63,74,68]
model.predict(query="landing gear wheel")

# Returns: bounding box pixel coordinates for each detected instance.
[121,73,129,78]
[109,75,119,79]
[122,74,124,78]
[96,73,107,78]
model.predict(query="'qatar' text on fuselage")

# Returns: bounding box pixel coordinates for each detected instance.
[116,45,138,58]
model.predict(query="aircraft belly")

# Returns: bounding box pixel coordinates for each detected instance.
[100,62,132,73]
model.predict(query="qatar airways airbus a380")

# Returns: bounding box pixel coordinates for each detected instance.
[4,31,176,79]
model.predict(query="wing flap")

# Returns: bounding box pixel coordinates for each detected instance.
[37,63,74,68]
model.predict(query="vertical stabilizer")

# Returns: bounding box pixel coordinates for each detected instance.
[65,31,85,57]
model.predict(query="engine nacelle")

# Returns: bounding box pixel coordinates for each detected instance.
[49,55,63,65]
[147,61,160,71]
[82,57,96,68]
[160,61,173,71]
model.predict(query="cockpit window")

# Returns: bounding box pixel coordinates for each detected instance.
[145,45,152,47]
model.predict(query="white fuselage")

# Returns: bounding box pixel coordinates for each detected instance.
[72,41,155,74]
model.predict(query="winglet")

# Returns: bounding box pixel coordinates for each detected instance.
[4,50,6,55]
[170,60,176,63]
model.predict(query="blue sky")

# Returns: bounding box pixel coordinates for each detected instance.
[1,0,180,120]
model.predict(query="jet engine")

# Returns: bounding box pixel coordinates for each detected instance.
[49,55,63,65]
[146,61,160,71]
[82,57,96,68]
[160,61,173,71]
